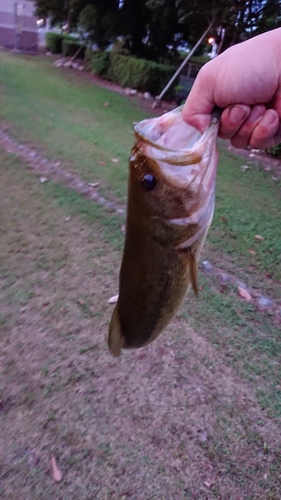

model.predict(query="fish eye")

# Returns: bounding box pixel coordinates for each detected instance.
[141,174,157,191]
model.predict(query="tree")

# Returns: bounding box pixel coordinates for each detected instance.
[176,0,281,54]
[34,0,281,57]
[145,0,180,59]
[78,2,119,49]
[34,0,70,27]
[254,0,281,34]
[117,0,150,57]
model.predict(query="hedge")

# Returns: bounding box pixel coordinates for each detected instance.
[45,33,85,59]
[62,39,86,59]
[87,51,177,97]
[45,32,65,54]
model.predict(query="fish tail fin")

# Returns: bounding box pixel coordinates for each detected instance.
[188,248,198,297]
[108,305,124,357]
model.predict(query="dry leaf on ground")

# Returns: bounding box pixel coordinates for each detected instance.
[88,182,99,188]
[50,454,62,482]
[204,480,215,488]
[255,234,264,241]
[110,158,119,163]
[238,286,251,302]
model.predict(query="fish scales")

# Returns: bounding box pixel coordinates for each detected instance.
[108,107,219,356]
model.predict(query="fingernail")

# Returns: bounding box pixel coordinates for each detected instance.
[260,109,278,128]
[229,105,249,123]
[248,105,265,123]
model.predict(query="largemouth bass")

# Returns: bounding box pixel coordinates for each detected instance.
[108,106,219,356]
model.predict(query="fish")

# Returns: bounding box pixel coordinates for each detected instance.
[108,106,219,356]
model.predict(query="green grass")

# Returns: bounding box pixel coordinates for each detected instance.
[210,146,281,281]
[0,52,147,198]
[0,51,280,287]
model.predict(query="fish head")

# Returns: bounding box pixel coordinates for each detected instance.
[129,106,219,246]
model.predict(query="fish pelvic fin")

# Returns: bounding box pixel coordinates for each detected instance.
[187,247,198,297]
[108,304,124,357]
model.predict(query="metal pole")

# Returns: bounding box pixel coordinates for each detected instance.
[153,22,214,108]
[14,2,18,50]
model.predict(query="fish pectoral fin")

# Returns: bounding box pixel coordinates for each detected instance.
[182,247,198,297]
[108,305,124,357]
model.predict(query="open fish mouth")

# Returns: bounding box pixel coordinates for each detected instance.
[108,106,220,356]
[135,105,219,170]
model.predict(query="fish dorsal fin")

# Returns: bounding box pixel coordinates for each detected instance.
[187,247,198,297]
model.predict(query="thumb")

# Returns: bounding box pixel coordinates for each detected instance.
[182,65,215,133]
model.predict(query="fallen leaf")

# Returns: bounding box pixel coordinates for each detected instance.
[110,158,119,163]
[241,165,250,171]
[255,234,264,241]
[41,302,50,308]
[98,161,106,165]
[103,102,109,106]
[40,176,48,183]
[221,216,228,223]
[77,298,85,306]
[50,454,62,482]
[248,249,256,255]
[121,225,125,234]
[238,286,251,302]
[108,294,119,304]
[65,216,71,221]
[88,182,99,188]
[204,480,215,488]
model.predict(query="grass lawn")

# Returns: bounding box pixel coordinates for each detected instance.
[0,50,280,499]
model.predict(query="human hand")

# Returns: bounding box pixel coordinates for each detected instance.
[183,28,281,149]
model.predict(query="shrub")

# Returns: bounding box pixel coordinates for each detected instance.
[89,52,177,96]
[62,39,86,59]
[84,48,96,69]
[267,143,281,159]
[45,32,65,54]
[91,52,110,76]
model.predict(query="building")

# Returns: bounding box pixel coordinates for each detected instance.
[0,0,38,51]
